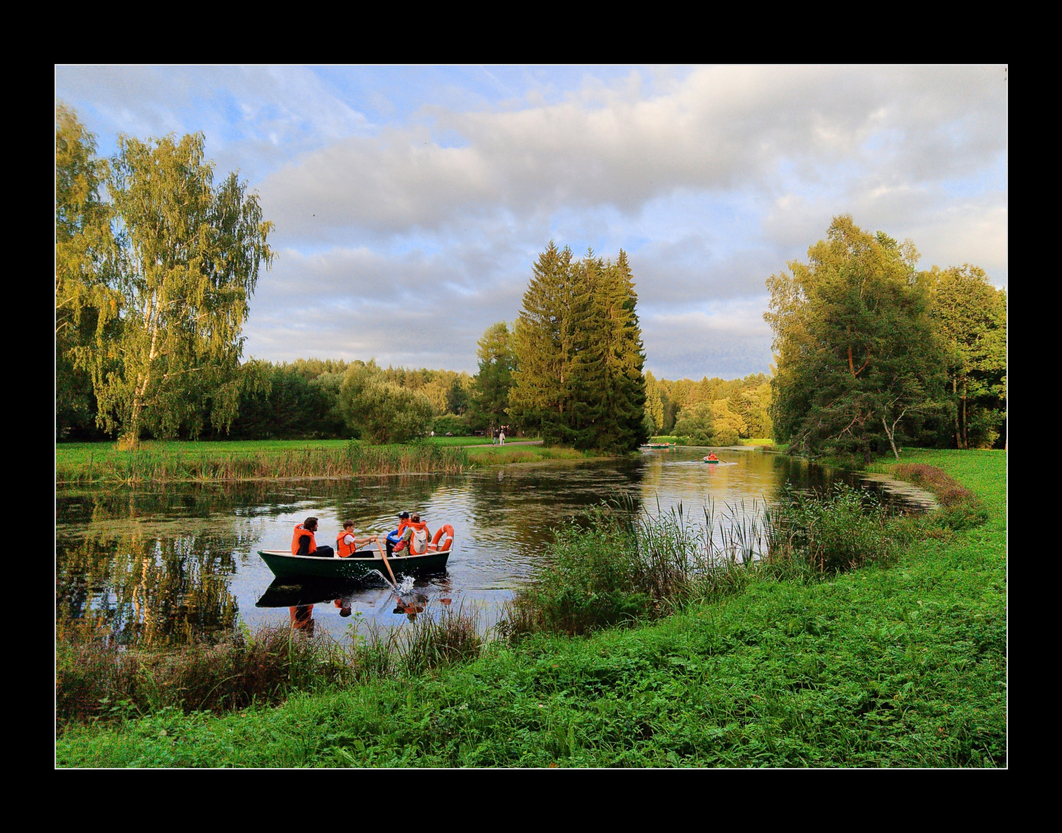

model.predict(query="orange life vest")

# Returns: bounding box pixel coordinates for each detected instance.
[336,531,359,558]
[292,524,317,555]
[394,520,429,553]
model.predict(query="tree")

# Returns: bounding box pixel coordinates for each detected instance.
[510,242,576,443]
[55,105,119,439]
[338,361,434,444]
[470,321,515,431]
[84,131,274,447]
[764,215,945,462]
[587,249,647,452]
[510,243,646,451]
[924,265,1007,448]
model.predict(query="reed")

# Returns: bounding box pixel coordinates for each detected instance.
[56,598,486,728]
[399,603,483,676]
[55,618,344,724]
[761,484,900,578]
[503,480,908,639]
[55,440,470,485]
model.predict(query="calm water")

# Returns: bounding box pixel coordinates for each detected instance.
[55,447,921,644]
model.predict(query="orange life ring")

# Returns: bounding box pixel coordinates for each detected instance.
[429,524,455,552]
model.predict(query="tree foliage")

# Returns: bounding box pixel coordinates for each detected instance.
[57,108,275,447]
[765,215,946,462]
[924,265,1007,449]
[55,105,120,439]
[469,321,515,431]
[509,243,647,452]
[338,361,435,444]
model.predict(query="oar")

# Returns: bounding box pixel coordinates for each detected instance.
[374,536,399,590]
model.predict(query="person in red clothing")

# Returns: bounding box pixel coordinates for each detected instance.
[291,517,335,557]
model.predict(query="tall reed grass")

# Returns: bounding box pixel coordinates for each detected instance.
[56,600,484,728]
[502,483,908,638]
[56,441,469,485]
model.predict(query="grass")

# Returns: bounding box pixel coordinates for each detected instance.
[55,439,471,485]
[55,448,1005,767]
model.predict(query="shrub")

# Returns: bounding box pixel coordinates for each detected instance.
[765,484,899,576]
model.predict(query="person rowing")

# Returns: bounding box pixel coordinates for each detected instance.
[336,521,379,558]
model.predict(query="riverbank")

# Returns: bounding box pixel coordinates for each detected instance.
[54,437,567,485]
[56,448,1005,767]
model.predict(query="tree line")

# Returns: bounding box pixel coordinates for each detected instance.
[765,215,1006,463]
[59,104,1001,457]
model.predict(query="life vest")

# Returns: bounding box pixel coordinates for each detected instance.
[429,524,455,552]
[292,524,317,555]
[336,531,359,558]
[394,520,428,554]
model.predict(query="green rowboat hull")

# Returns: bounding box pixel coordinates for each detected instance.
[258,549,451,581]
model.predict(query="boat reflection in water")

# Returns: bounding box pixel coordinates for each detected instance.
[256,573,449,627]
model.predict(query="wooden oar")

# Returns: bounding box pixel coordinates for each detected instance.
[374,536,399,590]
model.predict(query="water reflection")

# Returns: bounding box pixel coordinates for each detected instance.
[55,448,921,646]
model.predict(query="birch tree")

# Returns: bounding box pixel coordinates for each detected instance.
[88,131,274,447]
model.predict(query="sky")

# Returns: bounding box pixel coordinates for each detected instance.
[54,64,1008,381]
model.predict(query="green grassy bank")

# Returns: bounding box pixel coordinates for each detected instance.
[55,448,1005,767]
[55,437,555,485]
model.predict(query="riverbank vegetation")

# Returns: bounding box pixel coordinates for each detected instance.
[56,448,1005,767]
[55,440,472,486]
[54,436,570,485]
[765,216,1006,465]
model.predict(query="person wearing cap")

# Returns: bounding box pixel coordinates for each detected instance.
[386,511,411,557]
[292,517,335,557]
[392,512,431,556]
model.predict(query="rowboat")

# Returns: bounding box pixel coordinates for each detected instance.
[258,547,451,581]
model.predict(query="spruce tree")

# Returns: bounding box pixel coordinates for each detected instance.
[510,242,575,444]
[511,243,647,452]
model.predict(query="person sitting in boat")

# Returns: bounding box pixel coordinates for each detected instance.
[705,453,719,462]
[292,517,334,558]
[392,512,431,556]
[336,521,378,558]
[386,511,411,557]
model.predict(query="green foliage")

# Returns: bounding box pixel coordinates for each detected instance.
[469,321,515,431]
[510,244,647,452]
[55,104,120,440]
[338,361,435,444]
[765,216,946,462]
[63,117,275,447]
[764,484,900,577]
[924,265,1007,449]
[221,360,345,439]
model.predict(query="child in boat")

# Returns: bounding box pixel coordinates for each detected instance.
[392,513,431,556]
[336,521,378,558]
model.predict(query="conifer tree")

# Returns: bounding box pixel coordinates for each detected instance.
[510,242,575,443]
[510,243,646,452]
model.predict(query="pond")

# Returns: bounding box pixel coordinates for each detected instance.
[55,447,928,646]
